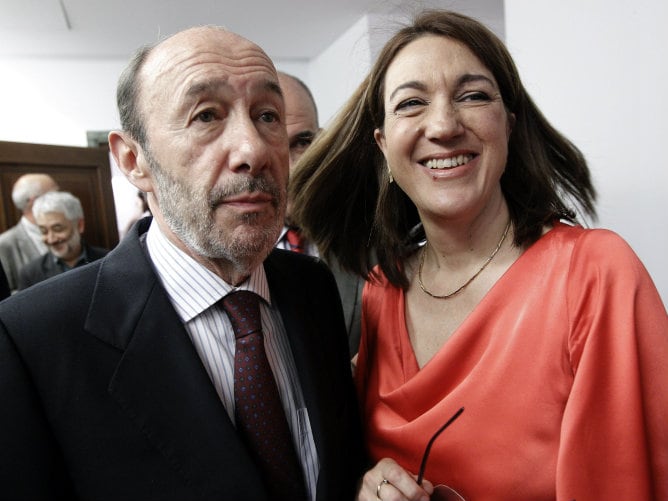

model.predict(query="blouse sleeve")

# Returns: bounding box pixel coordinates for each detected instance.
[560,229,668,500]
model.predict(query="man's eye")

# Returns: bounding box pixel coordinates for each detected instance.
[195,110,216,122]
[291,137,313,150]
[259,111,279,123]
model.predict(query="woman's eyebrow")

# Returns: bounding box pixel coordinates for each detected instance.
[388,80,428,101]
[456,73,496,88]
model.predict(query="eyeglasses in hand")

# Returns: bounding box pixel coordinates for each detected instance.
[416,407,466,501]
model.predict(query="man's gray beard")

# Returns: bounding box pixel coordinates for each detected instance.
[145,147,284,268]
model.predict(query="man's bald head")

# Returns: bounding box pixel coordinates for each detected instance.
[11,173,59,222]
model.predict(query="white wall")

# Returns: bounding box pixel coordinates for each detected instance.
[0,57,125,146]
[306,15,374,127]
[505,0,668,304]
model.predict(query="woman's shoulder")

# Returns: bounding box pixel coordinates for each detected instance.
[363,265,403,315]
[547,222,657,299]
[549,221,637,262]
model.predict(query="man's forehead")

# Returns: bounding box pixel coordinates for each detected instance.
[279,75,317,124]
[182,77,282,99]
[139,28,279,102]
[36,212,69,223]
[146,27,272,76]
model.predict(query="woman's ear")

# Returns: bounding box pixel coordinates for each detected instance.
[108,131,153,192]
[374,128,387,155]
[507,112,516,138]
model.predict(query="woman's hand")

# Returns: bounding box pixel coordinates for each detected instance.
[356,457,434,501]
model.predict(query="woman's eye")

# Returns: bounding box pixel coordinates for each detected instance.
[459,91,491,102]
[395,98,425,111]
[397,98,422,109]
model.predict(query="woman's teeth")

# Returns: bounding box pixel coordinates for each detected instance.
[424,154,473,169]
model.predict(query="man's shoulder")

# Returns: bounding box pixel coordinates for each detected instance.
[265,248,339,298]
[2,257,100,317]
[85,244,111,261]
[20,253,50,273]
[0,224,21,246]
[267,247,327,273]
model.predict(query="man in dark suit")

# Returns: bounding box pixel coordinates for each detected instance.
[0,26,364,500]
[17,191,109,290]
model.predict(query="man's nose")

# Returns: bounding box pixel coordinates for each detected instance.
[44,229,64,245]
[43,231,56,244]
[224,115,271,175]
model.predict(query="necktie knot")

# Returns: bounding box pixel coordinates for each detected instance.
[220,290,262,339]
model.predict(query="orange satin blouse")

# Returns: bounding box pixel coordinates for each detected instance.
[356,223,668,500]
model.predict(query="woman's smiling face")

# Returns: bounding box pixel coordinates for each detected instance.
[374,35,514,223]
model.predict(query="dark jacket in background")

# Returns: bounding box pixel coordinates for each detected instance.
[0,266,9,301]
[17,242,109,290]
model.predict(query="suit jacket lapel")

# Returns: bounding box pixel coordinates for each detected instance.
[84,223,264,498]
[263,254,330,460]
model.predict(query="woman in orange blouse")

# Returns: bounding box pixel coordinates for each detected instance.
[291,9,668,501]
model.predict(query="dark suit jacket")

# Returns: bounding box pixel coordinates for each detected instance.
[0,218,365,501]
[0,265,9,300]
[17,242,109,290]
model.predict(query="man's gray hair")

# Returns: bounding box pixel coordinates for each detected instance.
[33,191,84,222]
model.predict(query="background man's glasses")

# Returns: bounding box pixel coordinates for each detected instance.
[416,407,466,501]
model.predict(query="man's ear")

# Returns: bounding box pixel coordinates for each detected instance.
[108,131,153,192]
[77,218,85,235]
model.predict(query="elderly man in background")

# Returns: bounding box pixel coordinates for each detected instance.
[274,71,321,256]
[0,173,59,291]
[17,191,108,290]
[276,71,365,356]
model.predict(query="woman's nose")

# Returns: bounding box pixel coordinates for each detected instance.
[425,102,465,140]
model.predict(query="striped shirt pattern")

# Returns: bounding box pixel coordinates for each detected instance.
[146,222,319,499]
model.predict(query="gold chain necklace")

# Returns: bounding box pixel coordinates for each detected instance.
[418,220,511,299]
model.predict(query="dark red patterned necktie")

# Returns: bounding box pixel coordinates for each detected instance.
[219,290,307,501]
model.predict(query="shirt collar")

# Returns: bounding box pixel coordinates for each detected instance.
[145,220,271,322]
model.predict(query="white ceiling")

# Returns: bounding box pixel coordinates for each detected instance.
[0,0,504,60]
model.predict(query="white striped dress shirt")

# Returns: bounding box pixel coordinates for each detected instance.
[146,221,319,499]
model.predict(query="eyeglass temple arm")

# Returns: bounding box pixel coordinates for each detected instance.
[416,407,465,486]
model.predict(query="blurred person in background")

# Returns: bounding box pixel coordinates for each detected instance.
[17,191,108,290]
[0,173,58,291]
